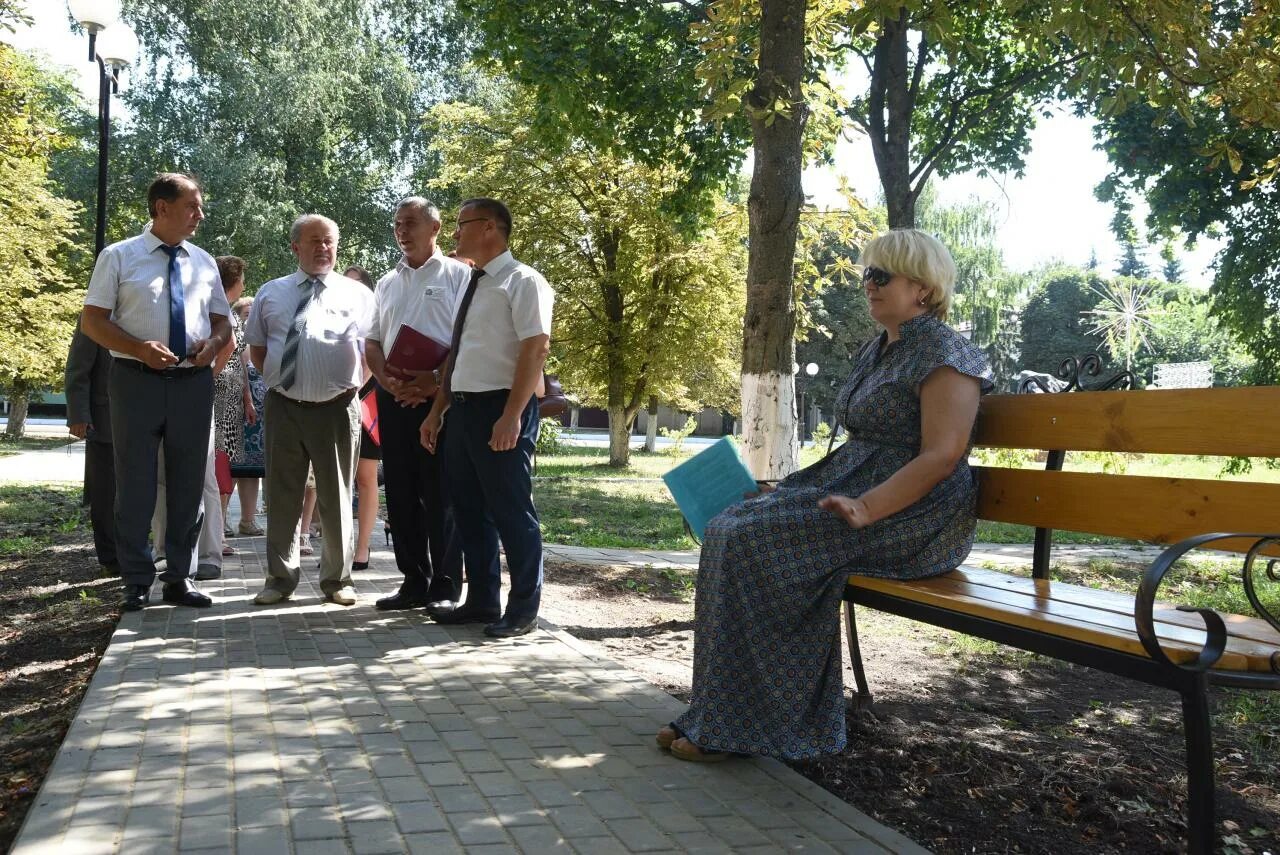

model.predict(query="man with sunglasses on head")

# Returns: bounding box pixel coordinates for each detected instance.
[80,173,231,612]
[420,198,554,638]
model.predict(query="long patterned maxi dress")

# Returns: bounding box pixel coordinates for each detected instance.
[674,314,995,760]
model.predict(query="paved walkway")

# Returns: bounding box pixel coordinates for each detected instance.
[13,537,927,855]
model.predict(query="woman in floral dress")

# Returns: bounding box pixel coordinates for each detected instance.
[213,257,255,552]
[659,229,995,762]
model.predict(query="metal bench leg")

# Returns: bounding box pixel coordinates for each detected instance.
[844,602,874,709]
[1181,674,1214,855]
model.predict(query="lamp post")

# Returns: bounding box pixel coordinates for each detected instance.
[793,361,819,442]
[67,0,137,258]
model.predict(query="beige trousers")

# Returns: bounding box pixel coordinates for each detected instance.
[262,390,359,596]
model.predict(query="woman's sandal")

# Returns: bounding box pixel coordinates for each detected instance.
[656,723,681,750]
[669,737,738,763]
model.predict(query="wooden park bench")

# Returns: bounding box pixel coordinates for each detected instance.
[842,376,1280,854]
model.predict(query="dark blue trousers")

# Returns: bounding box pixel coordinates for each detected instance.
[443,391,542,619]
[108,362,213,586]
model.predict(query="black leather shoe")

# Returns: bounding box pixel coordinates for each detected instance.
[121,584,150,611]
[432,603,501,625]
[161,579,212,608]
[375,591,429,611]
[484,614,538,638]
[424,599,459,618]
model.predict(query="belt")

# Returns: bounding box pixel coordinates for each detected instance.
[270,387,357,408]
[115,359,208,378]
[452,389,509,403]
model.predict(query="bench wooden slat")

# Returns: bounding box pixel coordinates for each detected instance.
[903,569,1279,670]
[976,387,1280,457]
[848,572,1272,672]
[952,568,1280,647]
[974,467,1280,554]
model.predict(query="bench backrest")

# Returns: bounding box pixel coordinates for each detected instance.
[973,387,1280,555]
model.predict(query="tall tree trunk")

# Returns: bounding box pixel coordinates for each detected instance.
[4,389,29,439]
[644,395,658,453]
[866,9,919,228]
[607,405,631,467]
[741,0,808,479]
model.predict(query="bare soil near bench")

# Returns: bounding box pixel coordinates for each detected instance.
[541,560,1280,855]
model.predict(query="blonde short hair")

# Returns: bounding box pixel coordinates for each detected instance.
[859,229,957,321]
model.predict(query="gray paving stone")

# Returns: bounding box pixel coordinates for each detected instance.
[235,796,288,828]
[289,805,345,840]
[178,812,233,850]
[448,811,510,846]
[346,820,404,855]
[11,542,922,855]
[390,801,449,834]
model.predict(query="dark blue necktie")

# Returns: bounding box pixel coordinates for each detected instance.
[160,244,186,359]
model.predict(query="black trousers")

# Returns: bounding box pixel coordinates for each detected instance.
[375,385,463,601]
[84,438,117,567]
[109,362,213,586]
[443,390,542,619]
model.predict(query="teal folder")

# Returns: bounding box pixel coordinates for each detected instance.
[662,437,759,540]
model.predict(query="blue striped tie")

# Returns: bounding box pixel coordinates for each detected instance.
[279,277,319,391]
[160,244,186,359]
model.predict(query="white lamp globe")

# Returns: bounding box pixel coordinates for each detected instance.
[68,0,121,33]
[805,362,818,377]
[97,22,138,69]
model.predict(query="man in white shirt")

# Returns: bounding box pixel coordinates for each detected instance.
[365,198,470,612]
[80,173,231,611]
[245,215,373,606]
[421,198,553,638]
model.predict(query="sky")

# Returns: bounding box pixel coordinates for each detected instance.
[9,2,1221,284]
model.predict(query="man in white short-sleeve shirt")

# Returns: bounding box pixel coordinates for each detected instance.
[421,198,553,638]
[365,197,471,613]
[244,214,374,607]
[80,172,231,612]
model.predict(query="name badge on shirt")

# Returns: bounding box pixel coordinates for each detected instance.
[423,286,444,300]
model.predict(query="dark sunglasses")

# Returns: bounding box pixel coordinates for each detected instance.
[861,266,894,288]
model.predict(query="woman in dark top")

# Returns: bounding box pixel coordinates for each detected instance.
[660,229,995,762]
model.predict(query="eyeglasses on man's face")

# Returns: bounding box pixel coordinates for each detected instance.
[455,217,491,228]
[861,266,894,289]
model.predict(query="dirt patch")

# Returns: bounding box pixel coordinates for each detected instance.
[542,560,1280,855]
[0,498,118,852]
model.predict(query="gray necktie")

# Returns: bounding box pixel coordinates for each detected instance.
[279,277,319,391]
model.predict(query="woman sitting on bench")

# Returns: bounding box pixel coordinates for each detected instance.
[659,229,996,762]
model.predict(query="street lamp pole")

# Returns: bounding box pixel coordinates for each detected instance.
[68,0,136,258]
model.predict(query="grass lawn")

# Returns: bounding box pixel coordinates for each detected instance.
[0,484,85,555]
[0,436,74,457]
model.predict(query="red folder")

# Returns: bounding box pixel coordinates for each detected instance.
[385,324,450,380]
[360,390,380,446]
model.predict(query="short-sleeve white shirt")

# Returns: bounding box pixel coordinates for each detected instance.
[369,250,472,353]
[83,226,230,364]
[450,250,554,393]
[244,269,375,402]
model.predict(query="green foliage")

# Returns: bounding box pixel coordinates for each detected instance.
[1018,269,1106,374]
[455,0,750,219]
[102,0,474,281]
[658,416,699,457]
[0,47,83,401]
[1094,87,1280,381]
[423,92,748,466]
[535,417,563,456]
[811,420,833,449]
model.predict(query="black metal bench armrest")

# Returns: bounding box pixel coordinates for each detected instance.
[1136,533,1280,675]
